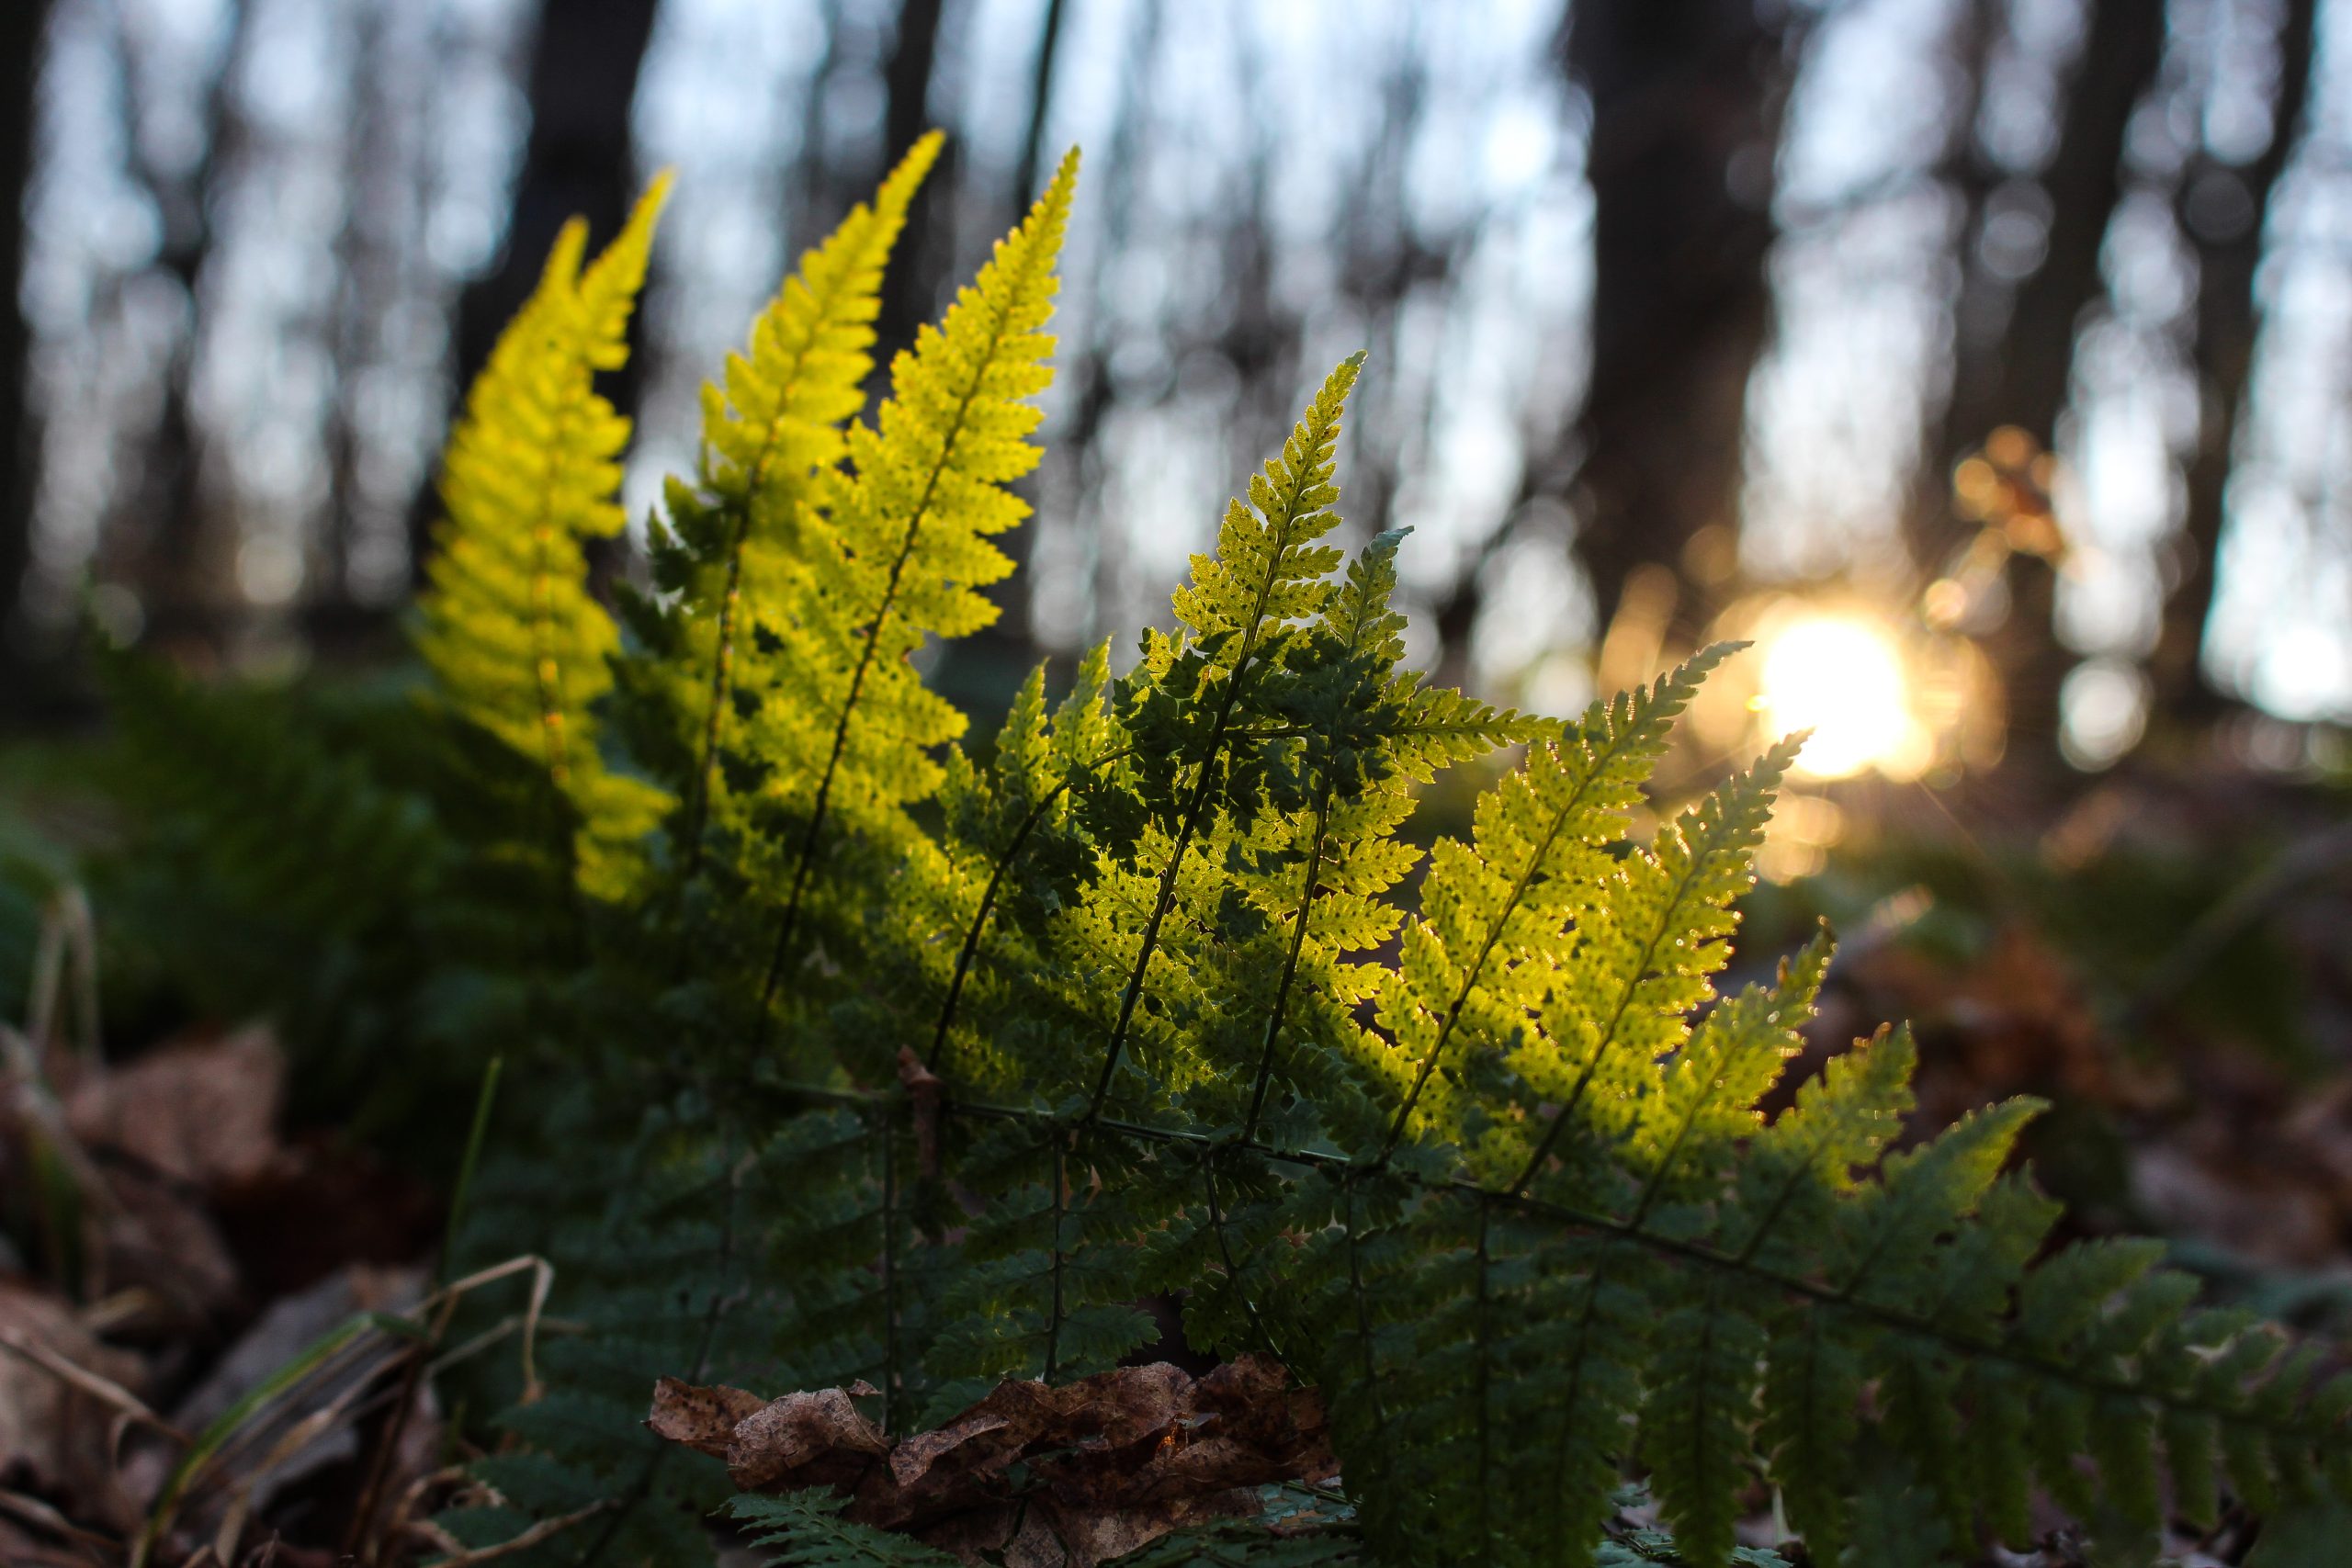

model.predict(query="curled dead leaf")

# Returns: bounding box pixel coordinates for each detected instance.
[63,1025,284,1191]
[648,1358,1334,1568]
[645,1376,783,1460]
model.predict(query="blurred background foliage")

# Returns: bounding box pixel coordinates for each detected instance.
[0,0,2349,1319]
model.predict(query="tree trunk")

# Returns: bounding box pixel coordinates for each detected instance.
[958,0,1069,697]
[1559,0,1792,647]
[1012,0,1068,210]
[0,0,51,705]
[424,0,662,585]
[108,0,254,666]
[1899,0,1998,570]
[870,0,950,377]
[2149,0,2319,727]
[1945,0,2164,765]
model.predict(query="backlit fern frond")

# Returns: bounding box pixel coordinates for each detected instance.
[737,148,1078,1031]
[617,136,944,877]
[415,175,672,901]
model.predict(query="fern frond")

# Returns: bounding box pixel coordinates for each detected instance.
[1082,353,1367,1117]
[744,146,1079,1032]
[416,175,672,900]
[1363,645,1734,1153]
[120,147,2352,1568]
[620,136,943,877]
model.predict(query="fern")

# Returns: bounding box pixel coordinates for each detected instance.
[415,174,671,902]
[729,148,1079,1043]
[728,1493,956,1566]
[617,135,943,887]
[96,130,2352,1568]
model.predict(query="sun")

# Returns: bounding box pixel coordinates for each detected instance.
[1755,612,1930,780]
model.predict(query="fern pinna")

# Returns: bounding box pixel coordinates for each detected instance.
[109,135,2352,1567]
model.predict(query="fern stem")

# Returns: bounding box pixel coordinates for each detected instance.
[1379,796,1572,1158]
[676,506,753,887]
[1472,1195,1494,1554]
[1545,1238,1621,1548]
[1203,1157,1284,1362]
[575,1142,745,1567]
[1624,1056,1724,1232]
[1243,786,1332,1145]
[749,1078,2323,1438]
[1340,1181,1396,1489]
[1042,1130,1068,1382]
[1086,566,1317,1117]
[924,742,1141,1073]
[1730,1106,1849,1270]
[878,1111,900,1431]
[752,286,1020,1048]
[1379,712,1669,1157]
[679,360,843,892]
[1086,718,1240,1116]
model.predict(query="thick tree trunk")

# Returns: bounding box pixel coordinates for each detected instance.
[1559,0,1792,647]
[2149,0,2319,727]
[424,0,662,584]
[0,0,51,702]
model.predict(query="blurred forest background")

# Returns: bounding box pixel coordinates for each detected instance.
[7,0,2352,774]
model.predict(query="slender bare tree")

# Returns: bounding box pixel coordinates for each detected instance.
[2151,0,2320,725]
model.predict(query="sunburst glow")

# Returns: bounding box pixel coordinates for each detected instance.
[1756,613,1930,780]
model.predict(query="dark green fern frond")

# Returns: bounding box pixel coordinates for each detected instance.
[728,1493,956,1566]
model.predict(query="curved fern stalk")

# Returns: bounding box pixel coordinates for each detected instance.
[1501,731,1801,1194]
[751,149,1079,1040]
[1372,644,1737,1156]
[925,645,1121,1073]
[1086,354,1365,1117]
[1200,1159,1286,1362]
[416,175,671,901]
[659,135,942,882]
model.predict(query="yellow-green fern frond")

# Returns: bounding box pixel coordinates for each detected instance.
[624,135,944,870]
[416,174,671,900]
[746,148,1078,1011]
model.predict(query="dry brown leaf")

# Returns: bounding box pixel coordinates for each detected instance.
[95,1161,243,1325]
[650,1357,1335,1567]
[728,1382,889,1494]
[0,1279,149,1529]
[64,1025,283,1191]
[644,1376,776,1460]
